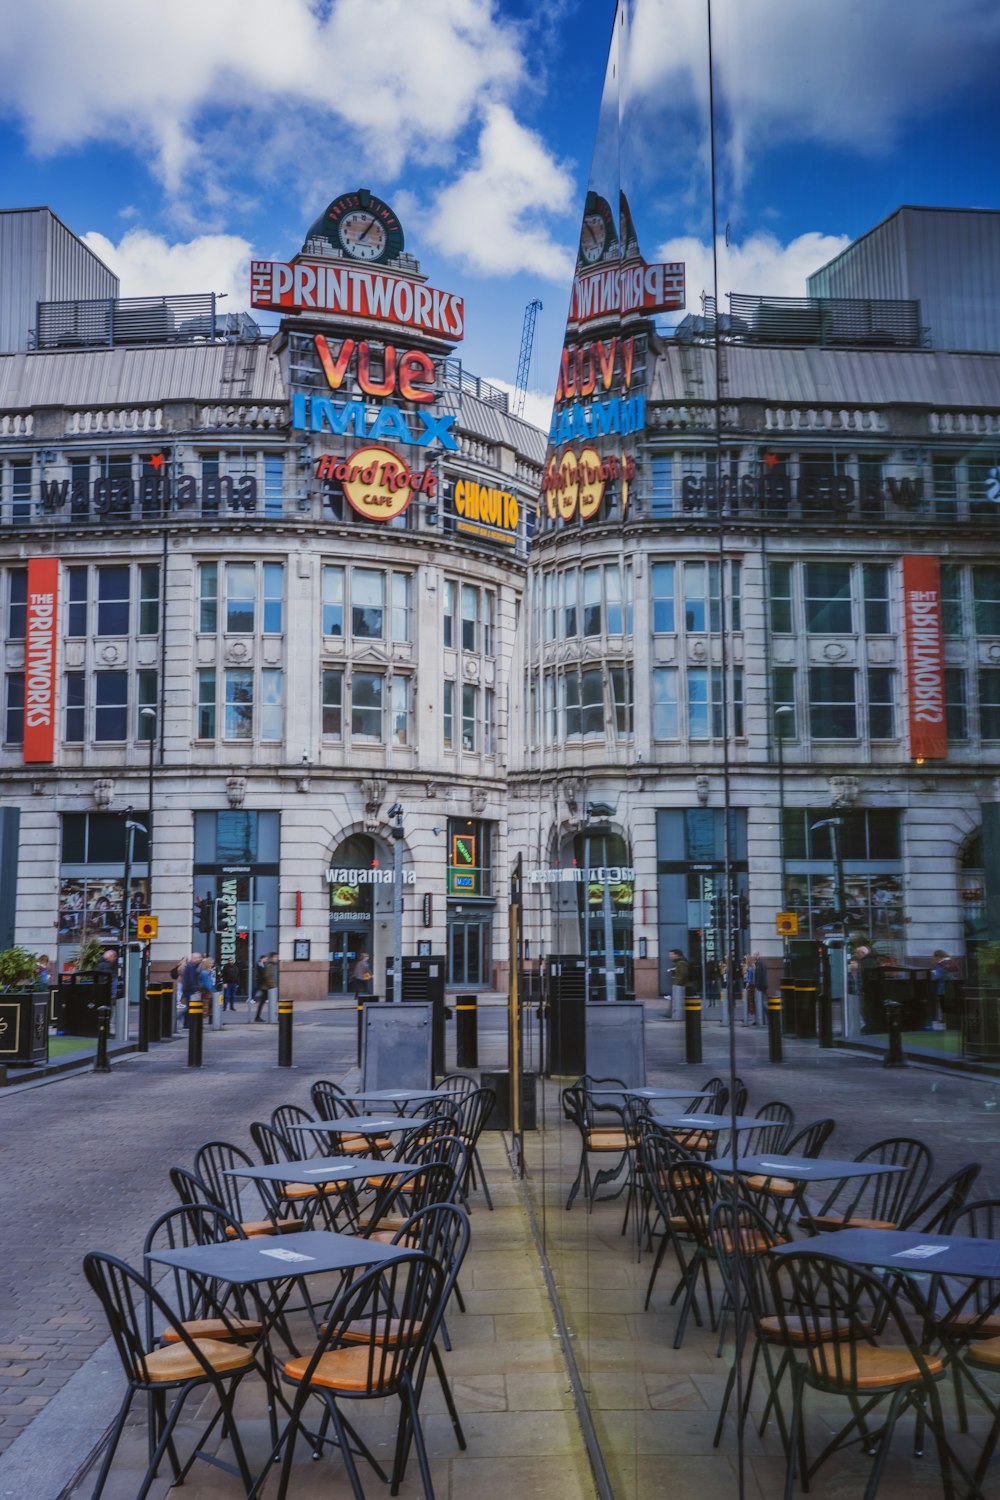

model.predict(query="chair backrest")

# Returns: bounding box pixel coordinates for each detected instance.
[784,1118,835,1159]
[250,1120,296,1168]
[84,1250,230,1386]
[310,1079,358,1121]
[169,1164,212,1209]
[561,1084,587,1132]
[437,1073,478,1099]
[899,1161,981,1234]
[452,1087,496,1148]
[390,1203,470,1376]
[271,1103,315,1157]
[699,1077,730,1115]
[666,1160,719,1248]
[396,1113,459,1158]
[142,1204,246,1342]
[193,1139,267,1225]
[298,1251,444,1397]
[636,1120,699,1226]
[854,1136,934,1224]
[944,1194,1000,1239]
[731,1078,749,1116]
[740,1101,795,1157]
[404,1133,469,1187]
[708,1197,780,1319]
[580,1074,629,1120]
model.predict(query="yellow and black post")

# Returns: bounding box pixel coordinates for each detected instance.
[684,994,702,1064]
[768,994,783,1063]
[456,994,478,1068]
[277,998,293,1068]
[187,996,204,1067]
[93,1005,112,1073]
[137,945,151,1052]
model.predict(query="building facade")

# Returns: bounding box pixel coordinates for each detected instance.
[0,200,544,1001]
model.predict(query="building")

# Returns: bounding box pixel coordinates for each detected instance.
[0,198,545,1001]
[511,204,1000,1025]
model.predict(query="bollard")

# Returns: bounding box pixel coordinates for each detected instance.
[146,985,163,1045]
[781,983,797,1036]
[93,1005,112,1073]
[277,999,293,1067]
[818,990,834,1049]
[883,999,907,1069]
[684,995,703,1064]
[137,952,150,1053]
[187,997,204,1068]
[456,994,478,1069]
[797,985,818,1040]
[768,995,783,1063]
[161,984,175,1041]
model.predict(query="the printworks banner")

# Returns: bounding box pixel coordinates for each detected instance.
[902,554,947,760]
[251,261,464,340]
[24,557,58,764]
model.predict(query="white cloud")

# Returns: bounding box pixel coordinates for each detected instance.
[82,228,253,302]
[422,105,576,282]
[655,230,853,315]
[484,378,554,435]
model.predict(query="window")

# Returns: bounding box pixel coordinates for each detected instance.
[483,687,494,753]
[95,672,128,741]
[652,667,678,738]
[443,580,455,648]
[687,667,722,738]
[461,584,478,651]
[7,568,27,642]
[138,565,160,635]
[611,666,633,736]
[979,670,1000,740]
[683,561,720,632]
[561,569,577,639]
[482,590,495,655]
[322,669,343,739]
[867,667,895,739]
[197,670,216,739]
[224,669,253,740]
[137,671,157,739]
[261,669,282,741]
[581,669,604,735]
[322,566,344,636]
[262,563,283,635]
[769,561,792,633]
[809,667,857,738]
[461,684,477,750]
[650,454,673,516]
[945,667,967,741]
[65,672,85,742]
[773,667,797,738]
[732,666,744,738]
[352,671,383,741]
[390,676,409,745]
[391,574,410,644]
[863,564,890,634]
[973,568,1000,636]
[199,563,218,633]
[443,680,454,749]
[564,673,580,737]
[624,564,633,635]
[932,456,958,517]
[264,454,284,518]
[729,561,742,632]
[544,673,557,743]
[582,568,602,636]
[606,566,623,635]
[941,564,962,638]
[5,672,24,744]
[11,460,31,522]
[805,562,852,634]
[226,563,255,633]
[353,570,384,639]
[651,562,676,633]
[543,573,556,642]
[97,567,129,636]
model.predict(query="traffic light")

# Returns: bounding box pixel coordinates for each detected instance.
[196,894,213,933]
[213,898,234,936]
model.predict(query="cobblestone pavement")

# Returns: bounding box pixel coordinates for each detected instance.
[1,998,998,1491]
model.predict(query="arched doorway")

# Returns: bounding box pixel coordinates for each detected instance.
[555,825,635,1000]
[327,832,393,994]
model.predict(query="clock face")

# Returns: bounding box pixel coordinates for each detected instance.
[577,191,618,268]
[339,211,388,260]
[580,214,607,264]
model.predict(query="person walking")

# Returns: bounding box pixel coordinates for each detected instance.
[752,951,768,1027]
[179,951,201,1030]
[255,952,276,1022]
[196,956,217,1022]
[220,958,240,1011]
[349,950,372,1001]
[667,949,689,1021]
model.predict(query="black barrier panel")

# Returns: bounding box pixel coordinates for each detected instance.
[0,993,49,1065]
[481,1069,537,1131]
[58,971,113,1037]
[384,956,446,1077]
[547,956,587,1076]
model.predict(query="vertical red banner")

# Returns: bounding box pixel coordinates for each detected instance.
[902,555,947,760]
[24,557,59,764]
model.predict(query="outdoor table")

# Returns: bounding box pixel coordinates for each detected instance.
[770,1226,1000,1280]
[286,1116,408,1138]
[705,1153,908,1184]
[590,1087,712,1102]
[349,1087,460,1116]
[652,1112,760,1133]
[223,1155,401,1229]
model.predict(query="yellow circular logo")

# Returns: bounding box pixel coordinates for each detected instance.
[340,445,421,521]
[578,447,605,519]
[556,449,579,521]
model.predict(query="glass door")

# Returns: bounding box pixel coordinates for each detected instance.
[447,915,492,986]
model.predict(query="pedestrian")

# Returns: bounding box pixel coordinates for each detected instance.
[929,949,955,1030]
[255,952,276,1022]
[220,958,240,1011]
[179,950,201,1030]
[751,951,768,1027]
[667,949,688,1020]
[349,950,372,1001]
[36,954,50,988]
[197,956,217,1017]
[94,946,119,1001]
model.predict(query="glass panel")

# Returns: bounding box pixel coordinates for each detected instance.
[351,671,383,740]
[224,669,253,739]
[96,567,129,636]
[226,563,255,633]
[353,569,384,639]
[94,672,127,740]
[323,566,344,636]
[322,669,343,739]
[262,563,284,634]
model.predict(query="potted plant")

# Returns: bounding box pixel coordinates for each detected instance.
[0,946,48,1065]
[0,945,41,990]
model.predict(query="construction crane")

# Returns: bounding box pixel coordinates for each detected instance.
[513,298,542,417]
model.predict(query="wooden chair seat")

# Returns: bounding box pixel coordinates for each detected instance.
[760,1314,863,1345]
[162,1316,261,1344]
[968,1337,1000,1368]
[585,1128,629,1150]
[339,1315,425,1345]
[940,1312,1000,1338]
[283,1180,346,1199]
[807,1343,943,1390]
[142,1338,254,1384]
[801,1213,897,1233]
[745,1174,796,1195]
[225,1216,305,1238]
[716,1226,779,1256]
[674,1132,712,1152]
[284,1346,396,1393]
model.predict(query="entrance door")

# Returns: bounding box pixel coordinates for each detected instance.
[447,916,492,986]
[328,928,370,994]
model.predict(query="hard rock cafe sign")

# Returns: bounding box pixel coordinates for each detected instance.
[315,445,436,520]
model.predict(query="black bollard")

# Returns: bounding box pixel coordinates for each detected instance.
[818,989,834,1049]
[137,950,150,1053]
[781,982,797,1036]
[883,999,907,1069]
[93,1005,112,1073]
[456,994,478,1069]
[684,995,703,1065]
[187,997,204,1067]
[768,995,783,1063]
[277,999,293,1067]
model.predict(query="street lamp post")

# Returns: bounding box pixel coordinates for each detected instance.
[388,802,404,1003]
[811,816,846,1042]
[585,802,617,1003]
[775,705,794,973]
[138,706,156,1050]
[120,810,147,1043]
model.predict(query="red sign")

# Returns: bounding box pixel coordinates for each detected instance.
[315,445,436,521]
[570,256,684,328]
[314,334,436,403]
[250,260,464,340]
[902,555,947,760]
[24,558,58,764]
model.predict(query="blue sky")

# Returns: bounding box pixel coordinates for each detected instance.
[0,0,997,428]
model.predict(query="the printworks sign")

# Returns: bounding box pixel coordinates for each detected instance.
[251,260,465,339]
[24,557,58,764]
[902,555,947,760]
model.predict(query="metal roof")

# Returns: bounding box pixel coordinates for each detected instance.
[649,341,1000,409]
[439,390,547,462]
[0,340,284,408]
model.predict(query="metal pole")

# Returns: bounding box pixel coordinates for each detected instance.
[684,994,703,1064]
[827,817,845,1047]
[776,706,791,976]
[277,998,293,1066]
[389,803,404,1003]
[600,833,617,1003]
[93,1006,112,1073]
[119,814,134,1043]
[583,829,591,1004]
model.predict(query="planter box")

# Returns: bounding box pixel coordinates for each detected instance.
[0,992,49,1066]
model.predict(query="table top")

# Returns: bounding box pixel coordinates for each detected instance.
[350,1087,459,1103]
[771,1227,1000,1280]
[148,1229,411,1284]
[705,1153,908,1183]
[285,1117,407,1137]
[652,1113,760,1132]
[590,1087,711,1102]
[223,1156,398,1185]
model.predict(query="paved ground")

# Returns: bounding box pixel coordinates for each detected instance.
[0,999,997,1497]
